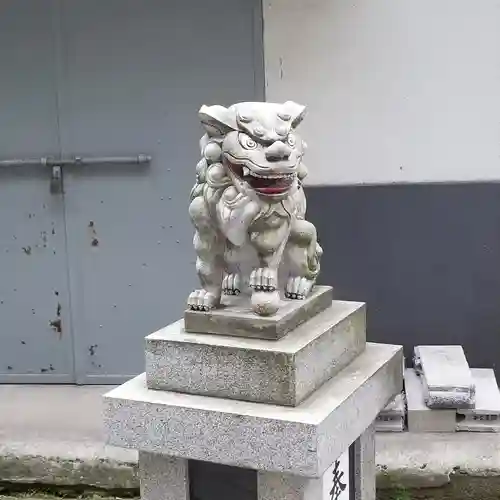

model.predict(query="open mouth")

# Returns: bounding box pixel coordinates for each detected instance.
[228,164,295,195]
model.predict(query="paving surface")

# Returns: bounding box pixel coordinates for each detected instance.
[1,384,500,494]
[0,385,137,490]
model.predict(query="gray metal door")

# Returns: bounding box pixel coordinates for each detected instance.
[58,0,264,383]
[0,0,263,384]
[0,1,75,382]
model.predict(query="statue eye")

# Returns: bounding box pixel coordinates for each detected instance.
[287,134,296,147]
[237,113,252,123]
[239,133,257,150]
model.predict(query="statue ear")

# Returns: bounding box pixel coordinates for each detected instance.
[283,101,306,128]
[199,105,238,137]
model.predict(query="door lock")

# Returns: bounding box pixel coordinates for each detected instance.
[50,165,63,194]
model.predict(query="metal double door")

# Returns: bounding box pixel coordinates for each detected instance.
[0,0,262,383]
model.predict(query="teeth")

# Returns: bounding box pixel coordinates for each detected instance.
[249,172,296,179]
[242,166,251,176]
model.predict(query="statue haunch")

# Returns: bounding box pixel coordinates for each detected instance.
[187,101,322,316]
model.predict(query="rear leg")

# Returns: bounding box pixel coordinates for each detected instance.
[285,218,322,299]
[187,196,224,311]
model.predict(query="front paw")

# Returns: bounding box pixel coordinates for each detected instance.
[222,273,241,295]
[249,267,278,292]
[285,276,313,300]
[187,289,218,311]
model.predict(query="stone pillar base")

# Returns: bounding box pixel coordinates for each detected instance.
[139,452,189,500]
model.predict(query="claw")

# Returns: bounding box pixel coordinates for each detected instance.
[285,276,313,300]
[222,273,241,295]
[249,267,278,292]
[187,289,218,311]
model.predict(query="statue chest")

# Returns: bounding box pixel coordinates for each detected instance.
[250,208,290,231]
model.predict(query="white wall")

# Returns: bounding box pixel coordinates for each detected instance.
[264,0,500,186]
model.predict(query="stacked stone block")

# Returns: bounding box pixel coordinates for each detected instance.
[406,345,500,433]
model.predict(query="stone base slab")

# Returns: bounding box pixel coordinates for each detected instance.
[146,301,366,406]
[405,368,456,433]
[183,285,333,340]
[413,345,475,409]
[457,369,500,432]
[104,343,403,477]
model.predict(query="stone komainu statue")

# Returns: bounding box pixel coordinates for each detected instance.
[188,101,322,316]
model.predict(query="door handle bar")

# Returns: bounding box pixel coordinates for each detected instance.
[0,155,152,194]
[0,154,152,168]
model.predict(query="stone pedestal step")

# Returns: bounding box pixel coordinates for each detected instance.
[146,300,366,407]
[413,345,475,409]
[183,285,333,340]
[104,343,403,477]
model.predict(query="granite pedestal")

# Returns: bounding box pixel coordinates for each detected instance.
[104,292,403,500]
[146,301,365,406]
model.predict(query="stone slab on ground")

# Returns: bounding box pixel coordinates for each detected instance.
[183,285,333,340]
[405,368,456,433]
[104,343,403,477]
[413,345,475,409]
[146,300,366,406]
[457,368,500,433]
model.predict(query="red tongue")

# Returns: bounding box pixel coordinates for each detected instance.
[251,175,292,194]
[256,186,289,194]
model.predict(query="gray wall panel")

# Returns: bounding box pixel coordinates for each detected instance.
[306,183,500,374]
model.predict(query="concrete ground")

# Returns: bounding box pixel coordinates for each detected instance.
[1,385,500,498]
[0,385,137,491]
